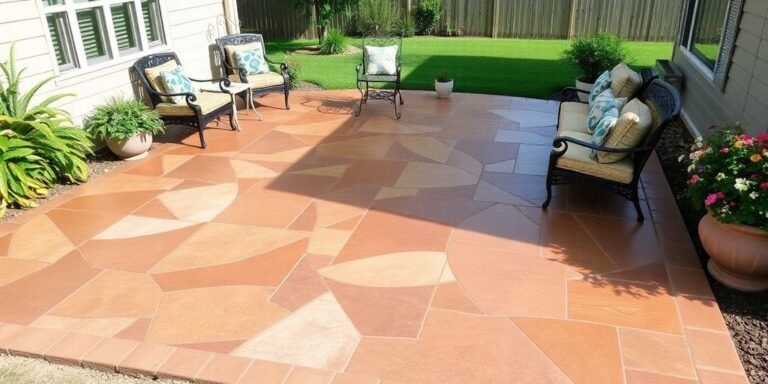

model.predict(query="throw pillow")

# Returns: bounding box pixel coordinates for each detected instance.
[588,88,621,134]
[590,105,620,159]
[235,49,269,76]
[597,99,653,163]
[365,45,398,75]
[610,63,642,98]
[589,70,611,105]
[159,66,195,104]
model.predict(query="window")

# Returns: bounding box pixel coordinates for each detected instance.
[681,0,743,88]
[40,0,166,72]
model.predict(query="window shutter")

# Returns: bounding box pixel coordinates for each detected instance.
[141,0,162,44]
[77,9,107,59]
[714,0,744,90]
[46,14,70,66]
[111,3,137,51]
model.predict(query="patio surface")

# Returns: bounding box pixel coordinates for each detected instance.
[0,90,748,384]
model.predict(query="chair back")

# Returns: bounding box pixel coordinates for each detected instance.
[216,33,267,80]
[360,33,402,75]
[133,52,181,107]
[632,79,682,176]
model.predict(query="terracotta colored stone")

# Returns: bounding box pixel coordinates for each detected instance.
[431,282,483,314]
[242,130,310,154]
[619,328,696,378]
[237,360,292,384]
[290,202,318,230]
[30,315,136,337]
[214,187,313,228]
[114,319,151,342]
[284,367,335,384]
[600,263,670,286]
[568,280,681,334]
[0,258,49,287]
[46,209,125,246]
[685,328,744,372]
[7,215,75,263]
[697,368,750,384]
[7,327,67,358]
[57,190,163,214]
[0,233,12,256]
[0,323,27,352]
[118,343,177,377]
[45,333,104,366]
[196,353,252,384]
[676,296,727,332]
[52,270,161,318]
[450,204,540,257]
[539,211,616,275]
[164,155,238,183]
[175,340,245,354]
[328,215,362,230]
[133,199,179,219]
[332,373,380,384]
[271,258,329,311]
[334,159,407,190]
[82,338,141,373]
[157,348,214,381]
[625,370,697,384]
[668,266,714,297]
[0,251,98,324]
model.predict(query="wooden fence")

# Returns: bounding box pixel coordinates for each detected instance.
[237,0,686,41]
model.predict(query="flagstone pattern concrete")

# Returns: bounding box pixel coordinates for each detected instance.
[0,91,746,383]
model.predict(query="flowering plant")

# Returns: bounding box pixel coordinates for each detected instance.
[681,124,768,231]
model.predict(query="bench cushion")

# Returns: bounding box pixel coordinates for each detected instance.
[556,131,635,184]
[144,60,178,102]
[557,102,590,134]
[228,72,285,89]
[598,99,653,164]
[155,92,231,117]
[610,63,642,98]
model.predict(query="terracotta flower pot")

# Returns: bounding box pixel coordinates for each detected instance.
[106,133,152,161]
[698,212,768,292]
[575,79,593,102]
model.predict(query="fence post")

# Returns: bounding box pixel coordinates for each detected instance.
[491,0,500,38]
[568,0,578,39]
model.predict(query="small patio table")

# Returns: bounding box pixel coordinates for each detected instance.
[198,82,261,130]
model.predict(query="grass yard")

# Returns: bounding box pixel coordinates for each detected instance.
[265,37,673,99]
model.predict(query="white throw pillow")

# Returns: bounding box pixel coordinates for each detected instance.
[365,45,398,75]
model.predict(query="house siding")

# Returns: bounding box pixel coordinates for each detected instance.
[672,0,768,136]
[0,0,232,122]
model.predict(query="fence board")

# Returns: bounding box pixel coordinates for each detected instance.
[237,0,687,41]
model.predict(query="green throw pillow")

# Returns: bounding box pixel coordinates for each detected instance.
[235,48,269,76]
[589,71,611,105]
[159,66,194,104]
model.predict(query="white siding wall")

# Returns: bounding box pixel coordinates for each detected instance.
[0,0,230,122]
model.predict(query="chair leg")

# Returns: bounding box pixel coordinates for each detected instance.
[198,127,207,149]
[542,176,553,209]
[284,85,290,110]
[229,111,237,131]
[355,81,366,117]
[632,193,645,222]
[394,92,401,120]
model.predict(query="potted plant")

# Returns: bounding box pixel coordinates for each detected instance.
[682,124,768,291]
[562,33,625,101]
[84,96,165,160]
[435,70,454,99]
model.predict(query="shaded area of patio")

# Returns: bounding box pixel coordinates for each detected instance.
[0,91,748,383]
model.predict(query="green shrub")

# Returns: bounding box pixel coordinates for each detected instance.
[356,0,395,36]
[319,28,348,54]
[83,96,164,141]
[562,33,626,83]
[0,44,92,216]
[393,15,415,37]
[284,53,303,88]
[435,70,452,83]
[414,0,441,35]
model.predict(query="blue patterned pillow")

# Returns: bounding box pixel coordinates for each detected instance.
[235,49,269,76]
[159,66,194,104]
[587,89,622,134]
[590,105,620,159]
[589,70,611,105]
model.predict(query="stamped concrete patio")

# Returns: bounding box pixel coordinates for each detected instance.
[0,90,748,384]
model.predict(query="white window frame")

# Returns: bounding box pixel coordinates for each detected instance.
[681,0,729,77]
[38,0,172,80]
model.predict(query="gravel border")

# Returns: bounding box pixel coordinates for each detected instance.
[655,121,768,384]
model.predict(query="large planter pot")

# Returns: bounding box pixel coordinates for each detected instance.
[699,212,768,292]
[106,133,152,161]
[435,80,454,99]
[575,79,593,102]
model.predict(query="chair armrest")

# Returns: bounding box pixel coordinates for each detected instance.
[265,55,289,75]
[189,77,232,92]
[552,136,653,155]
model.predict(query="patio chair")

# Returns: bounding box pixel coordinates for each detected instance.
[133,53,235,148]
[216,33,290,110]
[542,80,682,222]
[558,66,658,103]
[356,33,404,119]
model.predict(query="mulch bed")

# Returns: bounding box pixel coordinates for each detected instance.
[655,121,768,384]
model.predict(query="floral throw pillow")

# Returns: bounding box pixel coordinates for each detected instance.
[365,45,398,75]
[587,88,624,134]
[235,48,269,76]
[590,105,620,159]
[159,66,194,104]
[589,70,611,105]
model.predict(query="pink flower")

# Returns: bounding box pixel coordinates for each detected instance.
[741,135,754,145]
[730,202,737,207]
[705,194,718,206]
[689,175,701,184]
[761,182,768,190]
[716,192,726,199]
[750,173,760,180]
[720,147,730,154]
[758,133,768,143]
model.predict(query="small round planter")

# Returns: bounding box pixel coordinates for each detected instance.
[106,133,153,161]
[698,212,768,292]
[575,79,594,102]
[435,80,454,99]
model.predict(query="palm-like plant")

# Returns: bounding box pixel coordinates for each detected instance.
[0,44,92,216]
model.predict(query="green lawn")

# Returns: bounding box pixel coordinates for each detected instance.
[265,37,673,99]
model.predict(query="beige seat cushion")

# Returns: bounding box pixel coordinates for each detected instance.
[557,102,590,134]
[598,99,653,164]
[144,60,178,102]
[610,63,642,98]
[225,43,263,72]
[155,92,232,117]
[228,72,285,89]
[556,131,635,184]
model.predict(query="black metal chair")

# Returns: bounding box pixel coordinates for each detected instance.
[216,33,290,110]
[133,53,234,149]
[542,80,682,222]
[356,34,404,119]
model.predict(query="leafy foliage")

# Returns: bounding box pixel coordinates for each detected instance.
[0,44,92,216]
[562,33,626,83]
[392,15,415,37]
[319,29,349,55]
[414,0,441,35]
[440,21,463,37]
[83,96,164,141]
[295,0,361,44]
[353,0,395,36]
[284,52,303,88]
[435,70,452,83]
[682,125,768,231]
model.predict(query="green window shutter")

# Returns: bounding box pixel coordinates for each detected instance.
[76,8,107,60]
[141,0,162,44]
[46,13,71,66]
[111,3,138,51]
